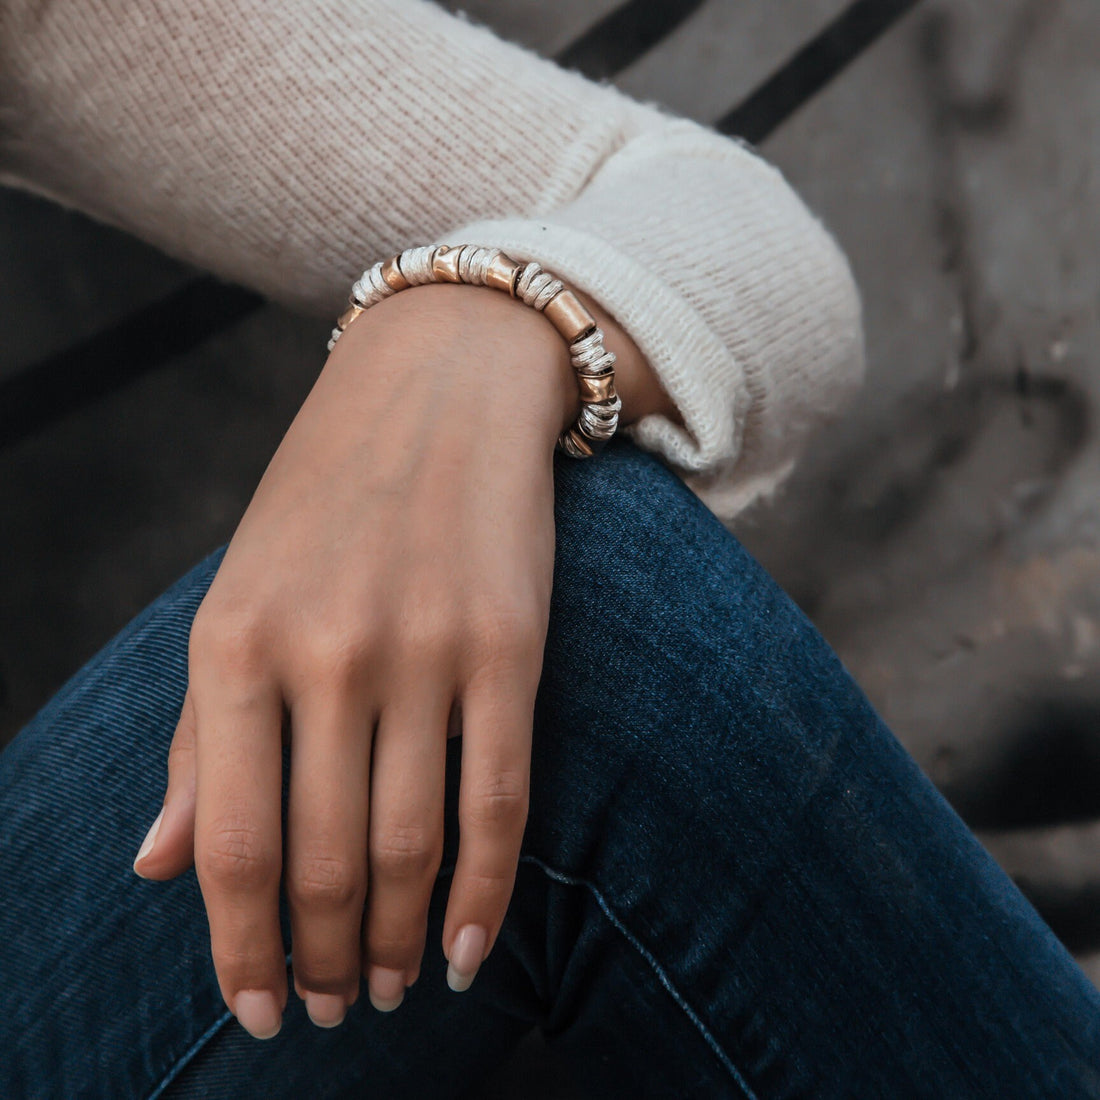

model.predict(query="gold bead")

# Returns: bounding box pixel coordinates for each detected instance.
[575,372,617,404]
[543,290,596,343]
[560,426,596,458]
[486,252,520,296]
[381,256,409,291]
[337,303,364,331]
[431,244,465,283]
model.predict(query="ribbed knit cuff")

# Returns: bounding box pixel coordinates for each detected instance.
[435,218,749,477]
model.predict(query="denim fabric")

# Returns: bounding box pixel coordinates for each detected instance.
[2,437,1099,1099]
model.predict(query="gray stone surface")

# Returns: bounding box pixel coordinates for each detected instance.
[2,0,1099,1091]
[739,0,1100,954]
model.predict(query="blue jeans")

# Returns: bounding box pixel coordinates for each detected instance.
[2,438,1099,1099]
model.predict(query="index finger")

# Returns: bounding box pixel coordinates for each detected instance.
[192,665,287,1040]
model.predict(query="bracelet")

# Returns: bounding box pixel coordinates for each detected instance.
[327,244,621,458]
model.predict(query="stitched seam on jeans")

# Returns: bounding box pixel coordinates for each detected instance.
[146,1012,232,1100]
[518,853,759,1100]
[145,950,294,1100]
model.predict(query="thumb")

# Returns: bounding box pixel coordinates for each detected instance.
[133,689,198,880]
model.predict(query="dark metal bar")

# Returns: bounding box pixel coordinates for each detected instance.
[0,279,263,449]
[716,0,925,143]
[556,0,707,80]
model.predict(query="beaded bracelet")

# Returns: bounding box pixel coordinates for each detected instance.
[328,244,621,458]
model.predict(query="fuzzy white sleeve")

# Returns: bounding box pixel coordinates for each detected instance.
[0,0,864,523]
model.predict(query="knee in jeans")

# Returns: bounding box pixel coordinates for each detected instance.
[541,439,766,756]
[546,438,763,688]
[539,437,854,800]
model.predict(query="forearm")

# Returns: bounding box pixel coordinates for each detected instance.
[0,0,645,312]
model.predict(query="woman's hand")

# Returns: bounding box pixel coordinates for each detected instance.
[132,282,583,1036]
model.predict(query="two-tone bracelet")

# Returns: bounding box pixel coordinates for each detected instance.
[327,244,622,458]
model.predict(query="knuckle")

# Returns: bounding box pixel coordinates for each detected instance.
[466,605,542,672]
[212,946,283,990]
[213,943,277,987]
[370,824,441,880]
[459,867,517,908]
[215,943,271,970]
[289,854,362,909]
[299,627,377,688]
[294,949,358,991]
[364,920,428,971]
[189,600,267,681]
[399,618,455,667]
[366,931,421,960]
[167,728,196,765]
[462,770,529,831]
[198,820,278,889]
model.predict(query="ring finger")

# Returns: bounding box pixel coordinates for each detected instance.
[362,685,450,1010]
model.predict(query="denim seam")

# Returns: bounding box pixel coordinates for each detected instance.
[146,1011,232,1100]
[145,950,295,1100]
[517,853,759,1100]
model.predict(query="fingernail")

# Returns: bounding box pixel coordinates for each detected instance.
[304,992,346,1028]
[132,808,164,876]
[368,966,405,1012]
[447,925,488,993]
[234,990,282,1040]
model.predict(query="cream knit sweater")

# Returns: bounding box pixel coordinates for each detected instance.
[0,0,864,524]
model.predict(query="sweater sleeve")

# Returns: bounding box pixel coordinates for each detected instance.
[0,0,864,523]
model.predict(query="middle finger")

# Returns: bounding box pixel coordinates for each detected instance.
[286,689,374,1027]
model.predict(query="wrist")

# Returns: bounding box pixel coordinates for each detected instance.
[329,259,683,451]
[330,281,579,447]
[379,282,683,437]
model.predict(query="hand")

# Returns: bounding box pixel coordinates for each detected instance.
[132,282,580,1036]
